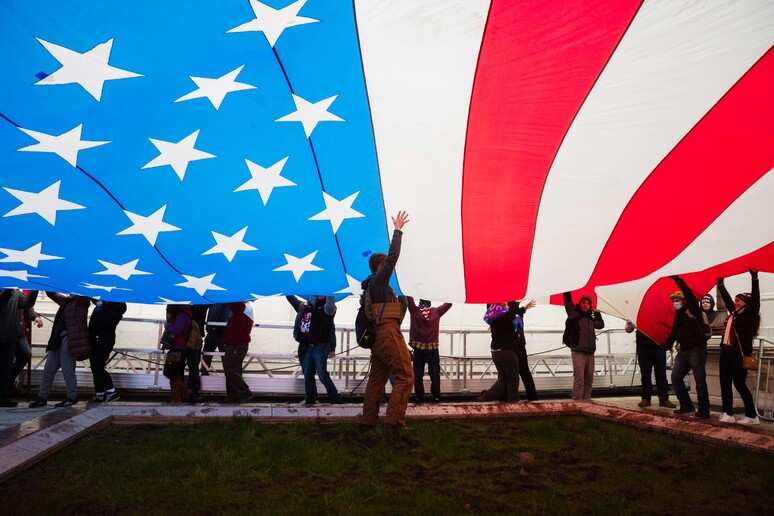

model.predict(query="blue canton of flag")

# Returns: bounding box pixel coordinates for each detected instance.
[0,0,390,303]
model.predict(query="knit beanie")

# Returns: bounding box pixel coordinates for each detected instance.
[735,292,752,305]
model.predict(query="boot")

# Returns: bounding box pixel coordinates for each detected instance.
[169,380,183,404]
[180,382,193,402]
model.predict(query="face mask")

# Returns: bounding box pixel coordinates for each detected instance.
[673,301,683,310]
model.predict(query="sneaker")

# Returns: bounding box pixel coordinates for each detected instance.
[637,399,651,408]
[674,406,694,414]
[54,398,78,408]
[737,416,760,425]
[718,413,736,423]
[299,399,319,406]
[0,398,19,407]
[88,394,105,403]
[104,391,120,403]
[29,398,47,408]
[659,400,676,408]
[693,411,710,419]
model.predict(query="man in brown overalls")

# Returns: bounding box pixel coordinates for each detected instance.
[361,211,413,429]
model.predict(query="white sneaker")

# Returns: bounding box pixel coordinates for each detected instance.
[736,416,760,425]
[718,413,736,423]
[299,399,319,406]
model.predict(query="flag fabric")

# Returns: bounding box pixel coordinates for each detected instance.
[1,0,772,311]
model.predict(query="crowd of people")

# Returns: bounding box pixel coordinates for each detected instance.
[0,213,764,428]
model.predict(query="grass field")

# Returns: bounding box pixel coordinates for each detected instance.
[1,416,772,515]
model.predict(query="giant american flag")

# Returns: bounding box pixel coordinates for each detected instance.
[1,0,773,342]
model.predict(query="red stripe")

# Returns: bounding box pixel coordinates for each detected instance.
[637,243,774,345]
[588,48,774,288]
[461,0,641,302]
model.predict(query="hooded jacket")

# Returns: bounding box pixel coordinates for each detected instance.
[700,293,728,336]
[563,293,605,354]
[89,301,127,346]
[46,292,91,358]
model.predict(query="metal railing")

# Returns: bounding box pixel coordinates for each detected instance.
[19,316,773,418]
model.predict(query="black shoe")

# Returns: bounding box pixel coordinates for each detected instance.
[674,406,694,414]
[104,391,120,403]
[431,397,441,403]
[0,398,19,407]
[29,398,47,408]
[89,394,105,403]
[693,411,710,419]
[54,398,78,408]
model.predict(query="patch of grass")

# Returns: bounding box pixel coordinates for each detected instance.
[1,416,772,515]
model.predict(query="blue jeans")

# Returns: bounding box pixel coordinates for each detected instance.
[671,345,709,414]
[302,343,340,403]
[412,348,440,401]
[637,343,669,402]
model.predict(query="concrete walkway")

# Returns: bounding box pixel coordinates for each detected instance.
[1,397,772,482]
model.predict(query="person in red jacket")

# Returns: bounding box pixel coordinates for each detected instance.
[29,292,91,408]
[406,297,451,403]
[222,301,254,403]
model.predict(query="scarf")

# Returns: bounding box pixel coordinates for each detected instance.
[513,314,524,336]
[484,304,508,324]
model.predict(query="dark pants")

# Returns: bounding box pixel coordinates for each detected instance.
[484,349,520,402]
[223,345,250,399]
[186,349,201,394]
[719,348,757,418]
[412,348,441,402]
[637,343,669,402]
[514,345,537,401]
[200,330,225,374]
[0,340,15,398]
[671,345,710,414]
[90,336,115,393]
[10,336,32,389]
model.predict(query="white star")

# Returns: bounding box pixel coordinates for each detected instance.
[35,38,142,101]
[17,124,109,167]
[117,205,181,246]
[276,94,344,138]
[175,273,226,296]
[308,191,365,234]
[156,297,192,305]
[142,129,216,180]
[335,274,363,297]
[273,251,323,282]
[202,226,258,262]
[0,269,32,282]
[227,0,319,47]
[234,157,296,205]
[0,242,63,268]
[94,259,152,280]
[3,181,85,225]
[175,65,256,110]
[80,283,131,293]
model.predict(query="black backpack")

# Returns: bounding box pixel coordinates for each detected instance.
[355,290,385,349]
[562,316,581,349]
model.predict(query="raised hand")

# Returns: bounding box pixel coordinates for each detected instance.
[392,211,410,231]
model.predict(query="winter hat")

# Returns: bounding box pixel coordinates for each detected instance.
[579,296,593,305]
[669,291,685,300]
[701,294,715,310]
[735,292,752,305]
[418,299,432,309]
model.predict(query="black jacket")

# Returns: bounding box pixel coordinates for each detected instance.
[718,275,760,356]
[665,278,705,351]
[89,301,127,346]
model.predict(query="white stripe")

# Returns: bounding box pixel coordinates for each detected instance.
[355,0,490,301]
[527,0,774,297]
[597,168,774,322]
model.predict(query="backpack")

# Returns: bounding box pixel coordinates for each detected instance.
[686,310,712,341]
[186,319,203,351]
[562,316,581,349]
[355,289,386,349]
[292,305,309,343]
